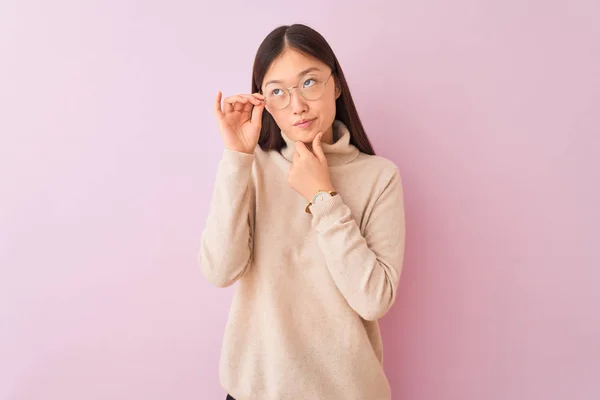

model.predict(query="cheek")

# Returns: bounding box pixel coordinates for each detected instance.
[317,93,337,120]
[266,107,286,125]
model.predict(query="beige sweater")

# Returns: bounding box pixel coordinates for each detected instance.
[199,120,406,400]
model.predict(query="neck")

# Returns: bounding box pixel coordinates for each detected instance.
[319,124,335,145]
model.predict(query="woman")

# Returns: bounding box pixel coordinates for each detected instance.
[199,23,406,400]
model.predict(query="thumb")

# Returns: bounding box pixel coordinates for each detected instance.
[312,131,326,162]
[250,101,265,129]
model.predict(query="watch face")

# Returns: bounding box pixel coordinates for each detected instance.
[313,191,332,203]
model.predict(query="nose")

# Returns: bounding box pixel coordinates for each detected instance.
[289,87,308,115]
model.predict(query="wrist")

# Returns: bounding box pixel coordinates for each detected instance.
[306,184,334,202]
[305,188,338,214]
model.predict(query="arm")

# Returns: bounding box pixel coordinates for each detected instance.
[309,169,406,321]
[198,149,255,288]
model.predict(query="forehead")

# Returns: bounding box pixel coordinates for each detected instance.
[263,49,328,84]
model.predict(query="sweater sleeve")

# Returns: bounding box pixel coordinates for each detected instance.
[309,168,406,321]
[198,149,255,288]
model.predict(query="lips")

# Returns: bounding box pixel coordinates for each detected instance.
[294,118,315,126]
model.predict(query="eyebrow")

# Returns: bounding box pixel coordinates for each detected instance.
[263,67,322,87]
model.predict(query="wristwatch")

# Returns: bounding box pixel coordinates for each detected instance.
[305,190,338,214]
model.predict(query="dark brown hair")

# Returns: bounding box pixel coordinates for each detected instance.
[251,24,376,156]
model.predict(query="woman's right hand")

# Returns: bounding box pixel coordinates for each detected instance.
[214,91,266,154]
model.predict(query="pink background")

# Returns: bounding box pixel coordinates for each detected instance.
[1,1,598,399]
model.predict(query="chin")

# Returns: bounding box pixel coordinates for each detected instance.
[294,128,319,142]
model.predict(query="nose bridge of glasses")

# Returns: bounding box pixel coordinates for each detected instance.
[286,83,307,104]
[289,86,307,110]
[286,84,300,94]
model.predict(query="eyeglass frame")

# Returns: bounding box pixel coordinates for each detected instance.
[260,71,335,110]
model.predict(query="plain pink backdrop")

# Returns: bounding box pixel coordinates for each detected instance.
[1,1,598,399]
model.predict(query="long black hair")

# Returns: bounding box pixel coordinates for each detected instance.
[251,24,376,156]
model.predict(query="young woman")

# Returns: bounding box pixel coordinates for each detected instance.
[199,23,406,400]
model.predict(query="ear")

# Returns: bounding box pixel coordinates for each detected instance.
[335,83,342,100]
[258,91,272,114]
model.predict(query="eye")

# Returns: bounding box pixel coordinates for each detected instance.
[271,88,284,96]
[303,78,316,88]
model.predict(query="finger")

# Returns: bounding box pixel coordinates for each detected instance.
[214,91,224,121]
[224,96,249,112]
[233,102,245,112]
[312,131,326,162]
[225,94,263,108]
[295,141,311,157]
[223,95,249,104]
[222,95,248,113]
[250,100,265,127]
[238,94,264,106]
[244,98,258,113]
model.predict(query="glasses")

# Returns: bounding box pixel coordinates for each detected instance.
[262,72,333,110]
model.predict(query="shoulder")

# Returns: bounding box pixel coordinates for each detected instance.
[252,145,277,170]
[253,144,270,161]
[354,152,402,186]
[246,145,290,181]
[356,153,398,171]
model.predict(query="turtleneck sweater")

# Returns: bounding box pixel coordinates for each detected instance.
[198,120,406,400]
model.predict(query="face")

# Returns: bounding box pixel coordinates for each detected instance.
[261,49,341,144]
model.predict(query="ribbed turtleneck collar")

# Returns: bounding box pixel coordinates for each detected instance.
[279,120,360,166]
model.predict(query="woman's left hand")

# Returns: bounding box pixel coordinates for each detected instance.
[288,132,335,202]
